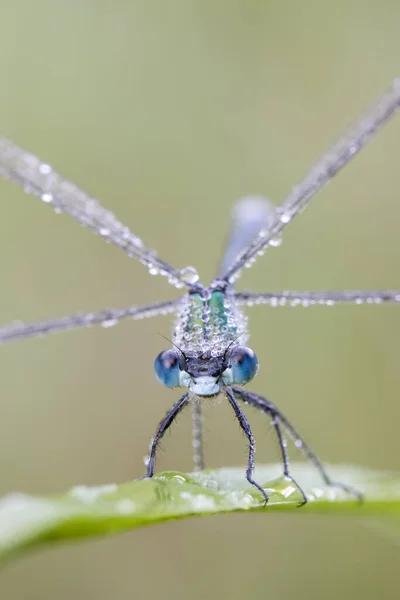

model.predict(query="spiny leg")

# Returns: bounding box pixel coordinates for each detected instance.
[232,386,363,502]
[191,397,205,472]
[225,387,269,504]
[144,393,189,478]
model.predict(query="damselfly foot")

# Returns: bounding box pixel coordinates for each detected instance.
[285,475,308,507]
[248,478,270,505]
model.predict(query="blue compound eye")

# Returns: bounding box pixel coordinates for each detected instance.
[229,346,258,385]
[154,349,182,388]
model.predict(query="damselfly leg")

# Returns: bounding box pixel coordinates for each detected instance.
[233,387,364,504]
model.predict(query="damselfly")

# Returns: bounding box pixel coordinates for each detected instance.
[1,80,400,506]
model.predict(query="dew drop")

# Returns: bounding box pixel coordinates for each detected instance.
[244,258,255,269]
[270,236,282,247]
[41,193,53,203]
[39,163,52,175]
[101,319,117,328]
[228,271,241,285]
[168,275,181,288]
[99,227,110,237]
[279,212,292,224]
[133,237,144,248]
[179,266,199,284]
[348,143,358,156]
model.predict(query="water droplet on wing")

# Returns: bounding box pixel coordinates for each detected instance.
[101,319,117,328]
[39,163,52,175]
[279,212,292,224]
[270,236,282,247]
[179,266,199,284]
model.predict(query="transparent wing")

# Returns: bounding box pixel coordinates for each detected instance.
[0,299,181,344]
[0,137,199,290]
[235,290,400,307]
[218,79,400,283]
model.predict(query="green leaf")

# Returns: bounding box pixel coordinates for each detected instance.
[1,463,399,565]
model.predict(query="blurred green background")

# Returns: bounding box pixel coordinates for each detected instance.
[1,1,399,598]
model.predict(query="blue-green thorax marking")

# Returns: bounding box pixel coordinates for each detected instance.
[173,290,248,357]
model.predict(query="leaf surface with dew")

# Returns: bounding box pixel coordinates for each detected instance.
[1,463,399,565]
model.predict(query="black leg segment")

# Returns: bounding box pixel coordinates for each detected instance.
[144,392,189,478]
[232,386,363,503]
[225,387,269,504]
[269,411,308,506]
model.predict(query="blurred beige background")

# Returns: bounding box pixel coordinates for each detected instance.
[1,1,400,598]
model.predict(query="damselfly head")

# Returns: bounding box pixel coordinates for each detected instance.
[154,345,258,397]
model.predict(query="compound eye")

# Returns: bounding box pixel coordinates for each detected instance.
[229,346,258,385]
[154,349,182,388]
